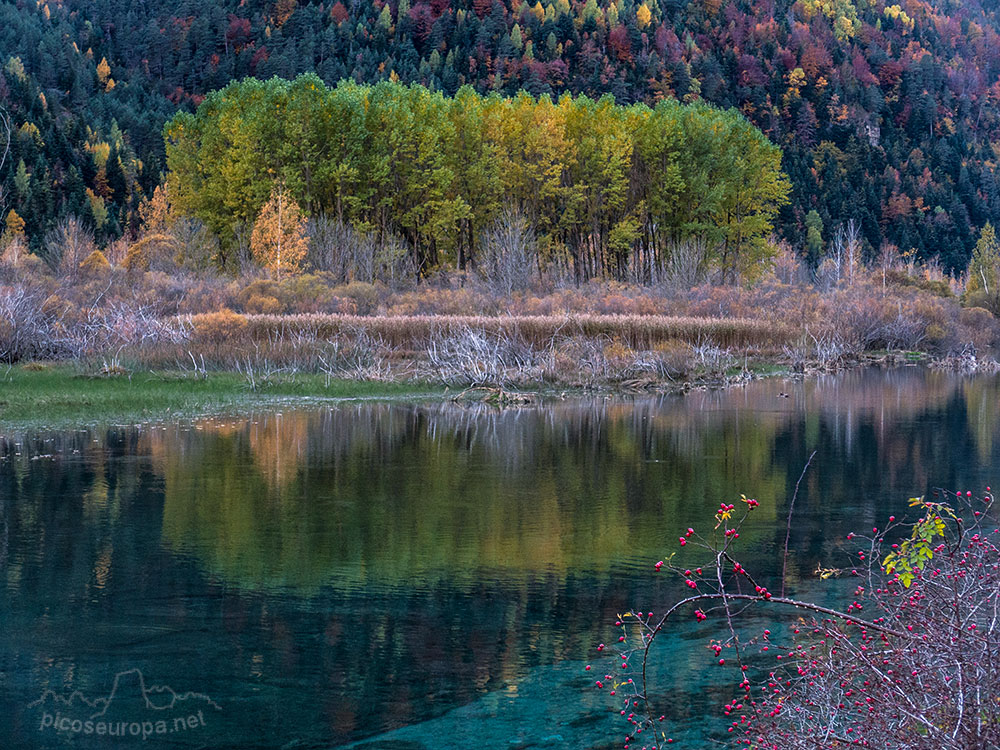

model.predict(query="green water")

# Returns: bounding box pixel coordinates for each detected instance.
[0,368,995,748]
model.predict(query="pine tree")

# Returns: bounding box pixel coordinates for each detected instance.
[967,222,1000,312]
[14,159,29,202]
[96,57,111,84]
[510,24,523,52]
[805,210,824,265]
[636,3,652,28]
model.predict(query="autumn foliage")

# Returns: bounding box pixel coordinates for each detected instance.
[249,185,308,279]
[166,77,789,283]
[4,0,1000,275]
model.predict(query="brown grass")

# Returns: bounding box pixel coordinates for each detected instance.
[182,313,796,351]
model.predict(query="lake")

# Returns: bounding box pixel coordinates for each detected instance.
[0,368,995,748]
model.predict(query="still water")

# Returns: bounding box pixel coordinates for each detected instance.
[0,368,995,749]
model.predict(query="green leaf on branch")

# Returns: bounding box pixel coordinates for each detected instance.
[882,498,948,588]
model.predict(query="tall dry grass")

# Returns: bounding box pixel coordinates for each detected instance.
[185,313,795,352]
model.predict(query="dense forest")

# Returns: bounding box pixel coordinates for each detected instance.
[1,0,1000,273]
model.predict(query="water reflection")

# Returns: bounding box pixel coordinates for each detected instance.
[0,368,996,748]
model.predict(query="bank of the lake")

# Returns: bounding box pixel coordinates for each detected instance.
[0,350,989,429]
[0,365,445,427]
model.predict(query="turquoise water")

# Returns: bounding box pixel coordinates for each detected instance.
[0,369,995,748]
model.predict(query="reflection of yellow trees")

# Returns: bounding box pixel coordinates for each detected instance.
[156,399,796,594]
[0,368,993,605]
[149,414,310,490]
[247,413,309,488]
[964,378,1000,460]
[0,369,982,597]
[803,369,964,490]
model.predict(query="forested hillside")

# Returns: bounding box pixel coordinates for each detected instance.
[2,0,1000,272]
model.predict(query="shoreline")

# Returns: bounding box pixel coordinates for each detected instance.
[0,366,446,430]
[0,351,995,431]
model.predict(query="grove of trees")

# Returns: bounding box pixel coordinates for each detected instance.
[165,75,789,282]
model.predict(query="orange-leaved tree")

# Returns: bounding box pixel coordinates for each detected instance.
[250,183,308,279]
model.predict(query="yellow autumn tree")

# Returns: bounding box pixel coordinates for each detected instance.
[138,183,174,235]
[250,184,308,279]
[96,56,111,83]
[636,3,652,28]
[1,209,27,266]
[2,209,25,244]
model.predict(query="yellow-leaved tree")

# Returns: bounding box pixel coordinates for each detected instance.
[1,209,27,266]
[636,3,652,28]
[250,184,308,279]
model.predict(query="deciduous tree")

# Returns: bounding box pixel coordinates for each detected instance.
[250,183,308,279]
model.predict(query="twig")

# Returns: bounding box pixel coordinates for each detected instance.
[782,450,816,597]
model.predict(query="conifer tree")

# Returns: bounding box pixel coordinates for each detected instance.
[805,210,824,265]
[967,222,1000,312]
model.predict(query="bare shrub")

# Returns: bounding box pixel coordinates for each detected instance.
[234,346,285,391]
[386,286,496,316]
[190,309,249,345]
[952,306,1000,355]
[103,236,129,267]
[0,235,28,268]
[306,214,352,281]
[931,345,1000,373]
[332,281,378,315]
[644,340,695,380]
[590,338,696,383]
[314,331,391,384]
[243,292,283,314]
[123,220,215,275]
[691,339,735,375]
[0,284,55,361]
[124,234,176,272]
[426,326,538,386]
[813,255,840,292]
[78,250,111,276]
[655,237,713,291]
[476,209,538,295]
[43,217,95,277]
[815,218,865,291]
[62,297,188,362]
[174,278,237,315]
[172,217,219,273]
[768,241,810,286]
[804,329,859,367]
[231,221,256,277]
[340,226,413,287]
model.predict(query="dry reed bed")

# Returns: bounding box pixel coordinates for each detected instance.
[186,313,797,351]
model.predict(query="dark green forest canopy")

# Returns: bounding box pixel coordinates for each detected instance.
[1,0,1000,271]
[164,75,788,280]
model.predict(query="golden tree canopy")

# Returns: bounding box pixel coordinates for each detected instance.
[138,183,174,235]
[3,210,25,244]
[250,184,308,279]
